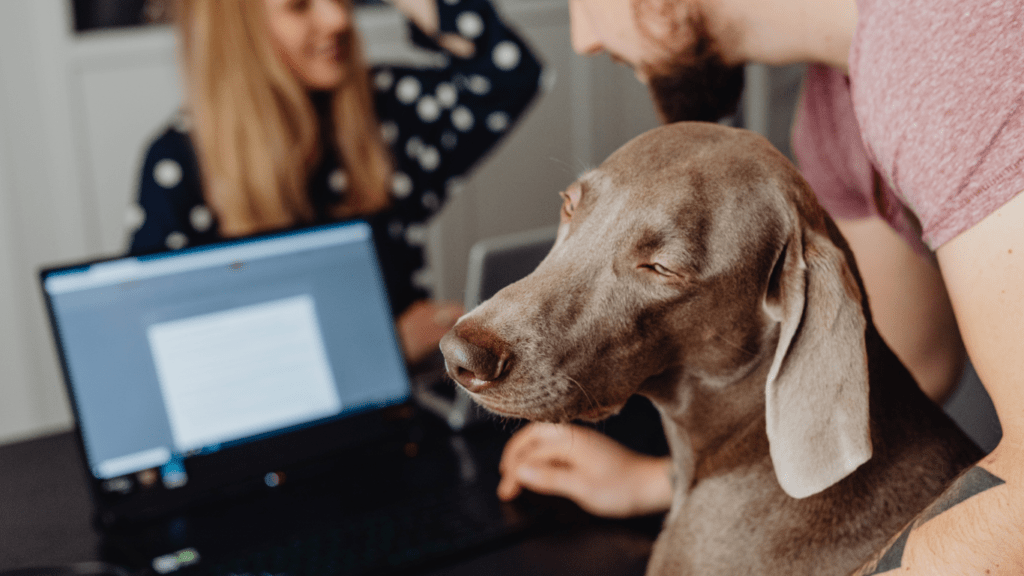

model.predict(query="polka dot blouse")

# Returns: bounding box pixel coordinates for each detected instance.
[128,0,543,316]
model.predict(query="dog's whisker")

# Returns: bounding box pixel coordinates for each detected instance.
[559,399,577,425]
[546,156,575,176]
[546,156,593,179]
[566,375,598,412]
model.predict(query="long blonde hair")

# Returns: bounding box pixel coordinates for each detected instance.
[176,0,392,237]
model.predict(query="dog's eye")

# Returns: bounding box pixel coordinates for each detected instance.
[642,263,676,277]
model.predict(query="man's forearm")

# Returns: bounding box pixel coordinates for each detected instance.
[852,447,1024,575]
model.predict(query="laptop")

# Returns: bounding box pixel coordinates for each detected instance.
[39,221,557,576]
[462,226,559,313]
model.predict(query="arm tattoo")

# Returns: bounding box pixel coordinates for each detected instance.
[854,466,1005,575]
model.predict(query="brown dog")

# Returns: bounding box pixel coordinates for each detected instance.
[439,122,982,575]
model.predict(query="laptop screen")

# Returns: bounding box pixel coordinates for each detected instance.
[41,221,410,511]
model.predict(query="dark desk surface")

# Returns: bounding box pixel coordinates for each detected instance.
[0,430,657,576]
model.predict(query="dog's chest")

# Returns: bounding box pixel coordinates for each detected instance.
[647,469,864,576]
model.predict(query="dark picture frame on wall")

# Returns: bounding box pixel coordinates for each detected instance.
[72,0,173,32]
[72,0,384,33]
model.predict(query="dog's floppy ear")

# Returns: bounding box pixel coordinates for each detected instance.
[762,226,871,499]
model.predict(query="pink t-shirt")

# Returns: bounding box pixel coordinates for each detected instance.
[792,65,929,255]
[794,0,1024,250]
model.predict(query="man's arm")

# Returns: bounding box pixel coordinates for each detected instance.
[854,190,1024,574]
[834,216,965,404]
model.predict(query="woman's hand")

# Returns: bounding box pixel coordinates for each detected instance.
[498,422,674,518]
[388,0,476,57]
[397,299,464,365]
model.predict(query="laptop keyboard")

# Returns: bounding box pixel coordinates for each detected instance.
[113,428,565,576]
[192,488,552,576]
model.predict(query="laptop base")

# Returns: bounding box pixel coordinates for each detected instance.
[99,416,568,576]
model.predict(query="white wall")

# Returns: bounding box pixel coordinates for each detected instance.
[0,83,39,442]
[0,0,661,445]
[0,0,86,443]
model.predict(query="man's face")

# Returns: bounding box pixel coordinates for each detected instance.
[569,0,744,123]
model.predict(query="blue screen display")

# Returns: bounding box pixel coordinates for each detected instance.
[44,222,410,481]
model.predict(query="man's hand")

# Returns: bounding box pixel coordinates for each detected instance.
[397,299,463,365]
[498,422,674,518]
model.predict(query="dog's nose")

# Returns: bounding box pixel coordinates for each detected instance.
[439,323,511,393]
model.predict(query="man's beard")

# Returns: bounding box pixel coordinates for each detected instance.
[642,19,745,124]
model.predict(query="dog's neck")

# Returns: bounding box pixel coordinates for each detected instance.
[645,326,920,497]
[646,324,981,572]
[643,356,775,493]
[641,318,925,495]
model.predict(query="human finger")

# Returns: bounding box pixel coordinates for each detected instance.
[498,424,548,475]
[499,422,579,474]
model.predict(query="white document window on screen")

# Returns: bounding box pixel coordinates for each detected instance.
[147,294,342,452]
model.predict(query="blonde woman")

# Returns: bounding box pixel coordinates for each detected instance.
[129,0,542,363]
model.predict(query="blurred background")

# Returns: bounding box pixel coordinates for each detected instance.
[0,0,997,452]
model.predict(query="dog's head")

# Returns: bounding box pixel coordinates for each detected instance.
[440,122,871,498]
